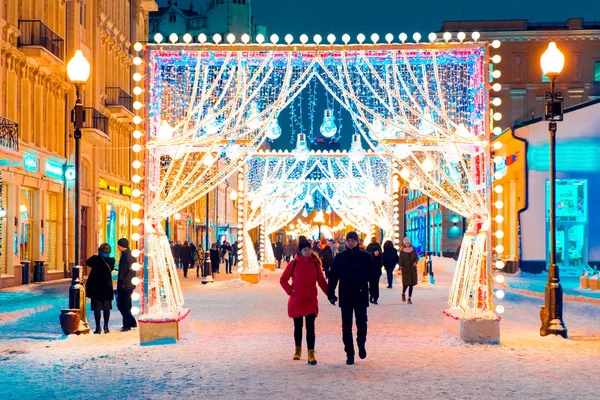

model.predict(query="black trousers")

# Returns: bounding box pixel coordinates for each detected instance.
[403,285,414,297]
[385,268,394,287]
[293,313,316,350]
[341,305,368,357]
[183,262,192,277]
[117,289,137,329]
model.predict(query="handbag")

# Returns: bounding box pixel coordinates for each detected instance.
[100,257,117,291]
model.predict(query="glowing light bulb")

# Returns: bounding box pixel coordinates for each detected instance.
[371,33,379,44]
[494,156,503,164]
[342,34,350,44]
[227,33,236,44]
[413,32,421,43]
[132,203,141,212]
[241,33,250,44]
[131,292,141,300]
[132,160,142,169]
[198,33,207,43]
[132,175,141,184]
[493,127,502,135]
[494,215,504,223]
[131,233,141,241]
[313,34,322,44]
[132,189,141,198]
[133,73,142,82]
[385,33,394,43]
[174,213,181,220]
[494,185,503,194]
[492,40,501,49]
[494,200,504,209]
[134,42,143,52]
[357,33,365,44]
[213,33,222,44]
[495,274,505,283]
[495,290,505,299]
[133,87,143,96]
[492,98,502,107]
[421,158,435,173]
[399,33,408,43]
[443,32,451,43]
[457,32,466,42]
[299,34,308,44]
[495,245,504,253]
[132,144,142,153]
[133,57,142,66]
[428,32,437,43]
[133,101,143,110]
[169,33,178,44]
[131,306,140,315]
[154,33,163,43]
[495,230,504,238]
[131,277,141,286]
[492,83,502,92]
[270,34,279,44]
[133,130,143,139]
[495,261,505,270]
[133,116,142,125]
[495,305,505,314]
[472,32,480,42]
[285,34,293,44]
[492,70,501,79]
[131,249,141,257]
[183,33,192,43]
[493,112,502,121]
[492,55,501,64]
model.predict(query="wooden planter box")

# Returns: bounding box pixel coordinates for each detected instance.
[241,272,261,284]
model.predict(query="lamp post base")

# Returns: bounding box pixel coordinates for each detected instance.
[540,264,568,338]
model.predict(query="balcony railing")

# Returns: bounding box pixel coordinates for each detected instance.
[18,20,65,61]
[82,107,109,135]
[0,116,19,151]
[105,87,134,113]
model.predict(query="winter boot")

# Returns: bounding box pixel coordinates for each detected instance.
[103,324,110,334]
[307,350,317,365]
[94,325,101,334]
[408,298,413,304]
[402,293,406,302]
[293,346,302,360]
[346,355,354,365]
[358,345,367,359]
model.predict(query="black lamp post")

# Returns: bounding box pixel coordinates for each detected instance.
[202,191,213,284]
[539,42,567,338]
[61,50,91,335]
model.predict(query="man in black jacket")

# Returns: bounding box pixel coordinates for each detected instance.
[117,238,137,331]
[328,231,379,365]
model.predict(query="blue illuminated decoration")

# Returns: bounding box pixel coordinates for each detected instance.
[13,232,18,255]
[40,233,45,254]
[320,109,338,138]
[107,205,117,257]
[23,155,38,172]
[45,160,64,180]
[529,141,600,172]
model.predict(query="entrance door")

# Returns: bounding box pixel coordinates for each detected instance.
[81,207,88,272]
[548,223,586,276]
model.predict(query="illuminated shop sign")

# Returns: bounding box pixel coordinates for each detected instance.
[99,178,119,193]
[64,166,76,181]
[45,160,64,179]
[23,155,39,172]
[120,185,132,196]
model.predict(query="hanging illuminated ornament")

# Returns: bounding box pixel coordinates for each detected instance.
[225,141,244,160]
[348,134,365,163]
[203,107,222,135]
[419,106,436,135]
[158,120,174,140]
[265,112,282,140]
[247,101,263,130]
[294,133,310,161]
[319,109,338,138]
[445,145,462,164]
[383,117,407,139]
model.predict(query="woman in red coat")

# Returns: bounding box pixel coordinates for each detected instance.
[280,240,328,365]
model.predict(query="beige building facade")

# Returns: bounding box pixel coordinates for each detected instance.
[0,0,156,288]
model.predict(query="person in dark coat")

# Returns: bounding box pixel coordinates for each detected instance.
[180,241,193,278]
[85,243,115,334]
[274,241,284,269]
[399,237,419,304]
[116,238,138,331]
[223,241,233,274]
[366,237,380,254]
[319,237,334,278]
[172,240,182,268]
[382,240,398,288]
[327,231,379,365]
[369,243,383,302]
[232,241,239,266]
[280,240,328,365]
[194,243,204,278]
[210,243,221,274]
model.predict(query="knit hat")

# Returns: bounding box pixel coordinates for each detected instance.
[298,240,312,252]
[117,238,129,248]
[346,231,359,242]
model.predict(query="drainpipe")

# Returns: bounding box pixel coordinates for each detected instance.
[512,124,530,273]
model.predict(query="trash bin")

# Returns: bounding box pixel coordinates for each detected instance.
[21,261,30,284]
[33,261,45,283]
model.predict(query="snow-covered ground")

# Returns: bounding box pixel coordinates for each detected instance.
[1,264,599,400]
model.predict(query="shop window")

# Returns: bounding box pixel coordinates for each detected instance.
[19,188,34,262]
[545,179,587,223]
[45,193,58,270]
[595,61,600,82]
[106,203,117,258]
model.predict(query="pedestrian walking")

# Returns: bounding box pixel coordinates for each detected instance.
[366,236,380,254]
[382,240,398,288]
[274,241,284,269]
[327,231,379,365]
[319,237,334,278]
[369,243,383,303]
[116,238,138,331]
[180,241,193,278]
[399,237,419,304]
[85,243,115,334]
[195,243,205,277]
[172,240,182,269]
[210,243,221,274]
[280,240,328,365]
[223,241,233,274]
[232,241,239,266]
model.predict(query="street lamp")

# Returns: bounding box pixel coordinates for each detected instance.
[539,42,567,338]
[62,50,91,334]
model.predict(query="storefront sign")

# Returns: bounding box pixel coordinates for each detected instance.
[99,178,119,193]
[23,155,38,172]
[120,185,132,196]
[45,160,64,180]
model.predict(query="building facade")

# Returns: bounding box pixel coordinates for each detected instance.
[493,100,600,276]
[0,0,156,288]
[149,0,265,41]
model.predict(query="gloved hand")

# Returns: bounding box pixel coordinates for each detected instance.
[329,296,338,306]
[370,297,378,305]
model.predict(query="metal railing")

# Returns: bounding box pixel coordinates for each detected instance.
[105,87,133,113]
[82,107,109,135]
[0,116,19,151]
[18,20,65,61]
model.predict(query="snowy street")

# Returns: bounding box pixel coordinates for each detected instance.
[1,265,599,400]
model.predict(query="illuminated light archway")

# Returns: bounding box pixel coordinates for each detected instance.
[129,34,503,321]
